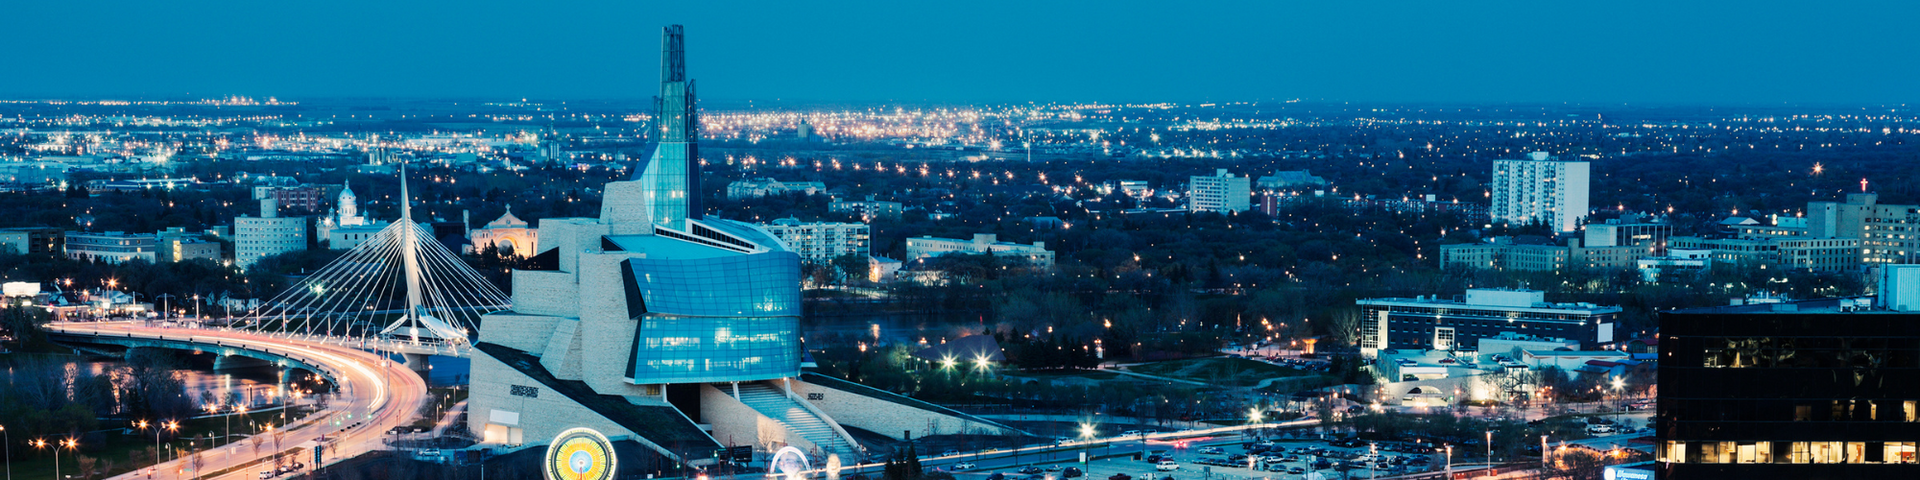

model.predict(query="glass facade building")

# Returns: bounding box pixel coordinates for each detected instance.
[1659,297,1920,478]
[623,251,802,383]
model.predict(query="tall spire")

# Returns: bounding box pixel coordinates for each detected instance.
[628,24,701,229]
[398,165,425,344]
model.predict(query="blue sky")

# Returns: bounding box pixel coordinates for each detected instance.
[6,1,1915,104]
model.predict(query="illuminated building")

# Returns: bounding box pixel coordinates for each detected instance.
[63,231,156,264]
[1356,289,1620,358]
[905,233,1054,269]
[1490,152,1590,233]
[757,218,869,264]
[1187,168,1250,214]
[234,197,307,269]
[1657,269,1920,477]
[466,25,1016,467]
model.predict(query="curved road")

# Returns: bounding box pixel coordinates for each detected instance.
[46,322,429,480]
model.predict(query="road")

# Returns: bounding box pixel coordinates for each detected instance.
[46,322,429,480]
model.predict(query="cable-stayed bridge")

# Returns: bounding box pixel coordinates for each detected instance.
[232,167,509,360]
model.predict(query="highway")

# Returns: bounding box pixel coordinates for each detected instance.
[45,322,430,480]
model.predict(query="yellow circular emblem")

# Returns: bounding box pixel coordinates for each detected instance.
[544,428,617,480]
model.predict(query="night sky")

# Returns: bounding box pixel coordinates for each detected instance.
[8,1,1916,104]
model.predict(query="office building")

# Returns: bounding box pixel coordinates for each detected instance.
[1255,170,1328,189]
[757,218,869,264]
[155,227,222,263]
[1357,288,1621,358]
[234,197,308,269]
[828,194,903,220]
[0,227,64,255]
[905,233,1054,268]
[64,231,156,264]
[1808,193,1920,265]
[466,26,1016,467]
[1657,275,1920,477]
[1668,236,1861,272]
[253,185,332,214]
[726,178,825,199]
[1188,168,1250,213]
[1490,152,1590,233]
[1584,218,1672,250]
[1439,237,1648,272]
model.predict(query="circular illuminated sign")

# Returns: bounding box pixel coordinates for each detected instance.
[545,428,617,480]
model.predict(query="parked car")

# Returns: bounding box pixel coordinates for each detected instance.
[1108,474,1132,480]
[953,462,976,470]
[1063,467,1084,478]
[1045,465,1064,472]
[1157,460,1180,471]
[1019,466,1044,475]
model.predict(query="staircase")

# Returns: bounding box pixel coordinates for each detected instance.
[736,383,860,462]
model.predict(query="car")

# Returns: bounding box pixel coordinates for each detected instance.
[954,462,976,470]
[1063,467,1084,478]
[942,449,960,456]
[1108,474,1132,480]
[989,473,1006,480]
[259,472,275,479]
[1156,460,1180,471]
[1019,466,1044,475]
[1197,447,1224,455]
[1586,424,1615,434]
[1045,465,1064,472]
[1288,467,1305,474]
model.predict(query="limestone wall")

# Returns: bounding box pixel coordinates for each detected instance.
[476,313,559,354]
[699,383,820,457]
[468,346,634,444]
[539,318,585,380]
[790,379,1017,439]
[578,251,652,396]
[512,270,578,318]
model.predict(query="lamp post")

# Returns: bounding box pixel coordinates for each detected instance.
[1078,423,1095,467]
[1484,430,1493,478]
[1,424,9,480]
[1541,435,1548,474]
[1444,445,1452,479]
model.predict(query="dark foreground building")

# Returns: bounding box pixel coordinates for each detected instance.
[1658,293,1920,478]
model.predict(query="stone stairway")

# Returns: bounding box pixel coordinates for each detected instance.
[736,382,860,462]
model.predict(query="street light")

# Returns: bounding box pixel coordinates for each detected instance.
[1485,431,1493,478]
[1,424,9,480]
[1541,435,1548,473]
[1444,444,1452,479]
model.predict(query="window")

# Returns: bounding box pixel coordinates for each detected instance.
[1813,441,1843,464]
[1908,401,1918,422]
[1791,442,1811,463]
[1795,405,1813,421]
[1887,442,1917,464]
[1847,442,1868,463]
[1736,442,1760,463]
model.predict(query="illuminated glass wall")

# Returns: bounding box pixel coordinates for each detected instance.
[624,251,802,383]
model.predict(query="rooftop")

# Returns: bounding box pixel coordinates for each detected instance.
[1668,296,1891,315]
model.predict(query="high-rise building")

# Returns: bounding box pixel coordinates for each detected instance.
[234,197,307,269]
[465,26,1016,467]
[1357,289,1620,358]
[1657,272,1920,477]
[0,227,64,255]
[758,218,869,264]
[1490,152,1590,233]
[1188,169,1250,213]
